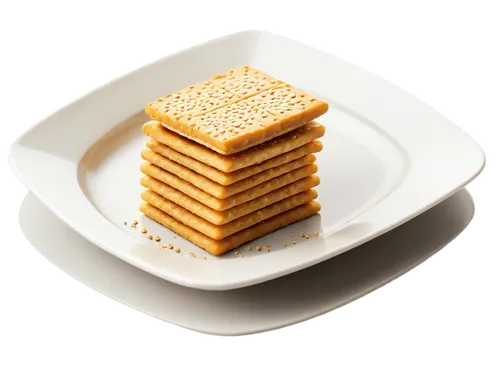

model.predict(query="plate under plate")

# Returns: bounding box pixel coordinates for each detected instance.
[19,190,474,335]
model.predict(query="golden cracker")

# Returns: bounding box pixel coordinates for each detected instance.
[146,139,322,186]
[140,201,321,255]
[210,66,282,99]
[141,148,316,199]
[141,189,318,240]
[141,175,321,225]
[145,66,328,154]
[143,120,325,172]
[141,162,318,211]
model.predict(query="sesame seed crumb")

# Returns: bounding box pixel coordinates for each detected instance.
[247,246,252,251]
[292,240,296,245]
[123,221,127,225]
[234,251,239,256]
[314,231,319,237]
[256,246,262,252]
[175,247,180,253]
[300,232,305,237]
[148,235,153,240]
[133,220,138,225]
[203,256,207,260]
[155,236,161,242]
[305,234,311,239]
[284,242,288,247]
[140,228,147,234]
[168,244,173,250]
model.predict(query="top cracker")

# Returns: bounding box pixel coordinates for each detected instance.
[145,66,328,155]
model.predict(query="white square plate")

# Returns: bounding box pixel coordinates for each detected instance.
[9,30,485,290]
[18,189,474,335]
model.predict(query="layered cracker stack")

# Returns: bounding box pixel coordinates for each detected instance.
[140,66,328,255]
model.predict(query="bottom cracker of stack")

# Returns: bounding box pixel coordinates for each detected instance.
[140,201,321,255]
[138,173,320,255]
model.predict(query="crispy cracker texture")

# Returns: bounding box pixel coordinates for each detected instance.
[145,66,328,154]
[140,175,321,225]
[142,120,325,172]
[141,189,318,240]
[141,162,318,211]
[146,138,322,185]
[141,148,316,198]
[140,201,321,255]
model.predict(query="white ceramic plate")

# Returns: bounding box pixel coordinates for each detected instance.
[9,30,485,290]
[19,190,474,335]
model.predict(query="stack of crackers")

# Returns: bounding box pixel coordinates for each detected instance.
[139,66,328,255]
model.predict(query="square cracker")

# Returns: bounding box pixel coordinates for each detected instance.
[149,81,238,118]
[210,66,282,99]
[141,189,318,240]
[145,65,328,154]
[142,120,325,173]
[246,84,326,130]
[140,201,321,255]
[141,148,316,199]
[141,162,318,211]
[147,138,322,186]
[141,175,321,225]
